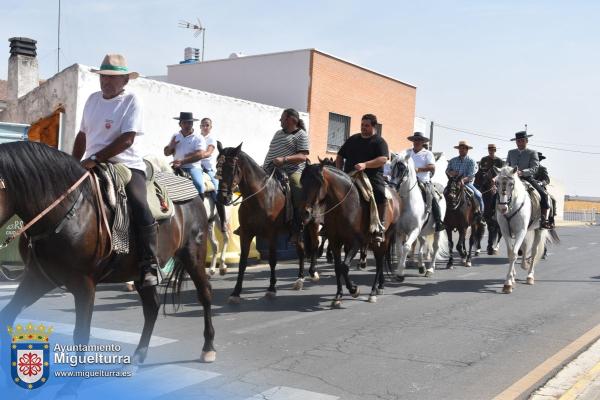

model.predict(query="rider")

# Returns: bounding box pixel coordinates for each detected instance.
[534,151,556,227]
[72,54,159,287]
[479,144,504,172]
[336,114,389,242]
[164,112,208,198]
[406,132,445,232]
[446,140,485,225]
[263,108,310,241]
[506,131,552,229]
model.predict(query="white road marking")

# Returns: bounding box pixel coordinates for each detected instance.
[589,242,597,245]
[22,319,178,347]
[0,283,19,290]
[244,386,339,400]
[461,272,478,278]
[567,246,578,251]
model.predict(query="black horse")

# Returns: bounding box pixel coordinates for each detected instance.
[0,141,215,366]
[474,168,502,255]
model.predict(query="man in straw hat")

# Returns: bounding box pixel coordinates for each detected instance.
[446,140,485,223]
[72,53,160,287]
[505,131,552,229]
[406,132,445,231]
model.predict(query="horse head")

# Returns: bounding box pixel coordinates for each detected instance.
[495,166,519,215]
[300,163,327,225]
[216,142,243,205]
[388,151,412,191]
[444,176,465,209]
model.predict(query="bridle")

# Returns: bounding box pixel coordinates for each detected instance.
[216,154,274,206]
[390,160,418,196]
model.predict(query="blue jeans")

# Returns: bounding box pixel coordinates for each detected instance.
[183,166,218,200]
[465,182,484,213]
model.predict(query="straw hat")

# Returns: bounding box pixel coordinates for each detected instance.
[91,54,139,79]
[454,140,473,149]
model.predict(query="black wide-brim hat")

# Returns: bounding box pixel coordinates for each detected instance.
[538,152,546,161]
[510,130,533,141]
[407,132,430,142]
[174,112,199,121]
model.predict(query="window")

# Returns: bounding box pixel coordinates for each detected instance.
[375,123,383,136]
[327,113,350,152]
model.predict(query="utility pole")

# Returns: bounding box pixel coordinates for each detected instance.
[429,120,435,151]
[57,0,61,72]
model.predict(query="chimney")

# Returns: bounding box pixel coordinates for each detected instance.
[7,37,39,101]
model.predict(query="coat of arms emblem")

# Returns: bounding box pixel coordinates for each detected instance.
[8,323,53,390]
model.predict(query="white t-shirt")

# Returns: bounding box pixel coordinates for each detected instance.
[170,130,205,169]
[200,132,218,171]
[408,148,435,183]
[80,91,145,171]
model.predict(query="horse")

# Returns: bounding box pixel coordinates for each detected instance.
[474,168,502,255]
[494,166,559,293]
[443,176,484,268]
[215,143,319,302]
[388,151,448,280]
[301,163,401,305]
[0,141,216,366]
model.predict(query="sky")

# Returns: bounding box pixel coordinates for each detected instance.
[2,0,600,195]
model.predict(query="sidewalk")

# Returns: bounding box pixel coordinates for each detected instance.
[531,337,600,399]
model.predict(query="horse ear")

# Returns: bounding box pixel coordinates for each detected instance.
[493,166,501,175]
[317,156,323,164]
[305,159,311,166]
[234,142,243,154]
[217,141,223,154]
[512,166,518,175]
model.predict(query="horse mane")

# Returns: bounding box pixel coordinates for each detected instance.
[497,166,526,197]
[0,141,91,215]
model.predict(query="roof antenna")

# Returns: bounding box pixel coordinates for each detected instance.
[178,18,206,61]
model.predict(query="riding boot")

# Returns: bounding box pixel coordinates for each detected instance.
[540,208,552,230]
[138,222,160,287]
[374,203,386,243]
[431,196,445,232]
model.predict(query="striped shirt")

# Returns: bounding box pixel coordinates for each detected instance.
[446,155,478,182]
[263,129,310,175]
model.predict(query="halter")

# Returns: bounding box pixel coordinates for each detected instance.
[446,179,465,211]
[391,161,418,197]
[496,176,525,238]
[0,178,6,190]
[216,154,275,206]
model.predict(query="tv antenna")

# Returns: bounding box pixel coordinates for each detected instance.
[178,18,205,61]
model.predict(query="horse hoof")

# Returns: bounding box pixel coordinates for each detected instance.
[475,250,480,256]
[331,300,342,309]
[311,272,320,282]
[132,348,148,365]
[526,277,535,285]
[446,263,453,269]
[351,287,361,298]
[425,270,433,278]
[368,295,377,303]
[502,285,513,294]
[418,267,425,274]
[201,350,216,363]
[265,290,277,298]
[208,268,216,276]
[228,296,241,304]
[125,282,135,292]
[465,261,472,268]
[219,267,227,276]
[394,275,405,282]
[376,288,384,295]
[292,279,304,291]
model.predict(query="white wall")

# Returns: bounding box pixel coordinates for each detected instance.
[1,64,308,165]
[165,50,312,112]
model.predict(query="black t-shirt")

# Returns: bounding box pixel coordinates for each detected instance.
[338,133,389,179]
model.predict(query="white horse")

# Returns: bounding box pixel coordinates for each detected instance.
[389,152,448,280]
[495,166,552,294]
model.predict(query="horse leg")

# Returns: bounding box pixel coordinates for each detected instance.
[503,231,526,293]
[293,230,306,291]
[219,227,230,275]
[181,243,216,362]
[265,237,278,297]
[229,231,253,303]
[207,219,219,276]
[526,231,545,285]
[417,236,427,274]
[331,243,344,308]
[395,232,409,282]
[466,227,475,267]
[428,230,443,276]
[306,224,320,282]
[446,227,454,269]
[342,245,361,298]
[369,249,386,303]
[459,228,467,264]
[358,246,367,270]
[132,284,159,364]
[67,276,96,347]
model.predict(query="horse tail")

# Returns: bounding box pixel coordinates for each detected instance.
[162,256,188,315]
[547,228,560,245]
[532,229,548,265]
[435,230,450,259]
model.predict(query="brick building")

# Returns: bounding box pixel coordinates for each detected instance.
[160,49,417,158]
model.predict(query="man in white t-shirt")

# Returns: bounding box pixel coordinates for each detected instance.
[164,112,209,197]
[199,118,219,199]
[72,53,159,287]
[406,132,445,231]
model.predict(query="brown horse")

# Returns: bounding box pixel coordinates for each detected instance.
[474,168,502,255]
[301,163,400,306]
[215,143,319,302]
[443,176,484,268]
[0,141,215,365]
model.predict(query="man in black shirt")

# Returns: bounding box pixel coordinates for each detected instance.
[336,114,389,242]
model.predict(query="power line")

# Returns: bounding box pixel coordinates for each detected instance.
[433,122,600,155]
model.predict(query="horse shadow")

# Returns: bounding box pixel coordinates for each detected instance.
[390,278,504,297]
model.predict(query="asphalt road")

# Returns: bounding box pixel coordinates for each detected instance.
[2,225,600,400]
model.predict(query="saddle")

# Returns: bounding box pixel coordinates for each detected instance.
[271,167,294,224]
[171,167,217,193]
[349,171,391,235]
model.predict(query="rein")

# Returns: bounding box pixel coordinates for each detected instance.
[310,175,356,218]
[223,168,275,206]
[0,171,92,249]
